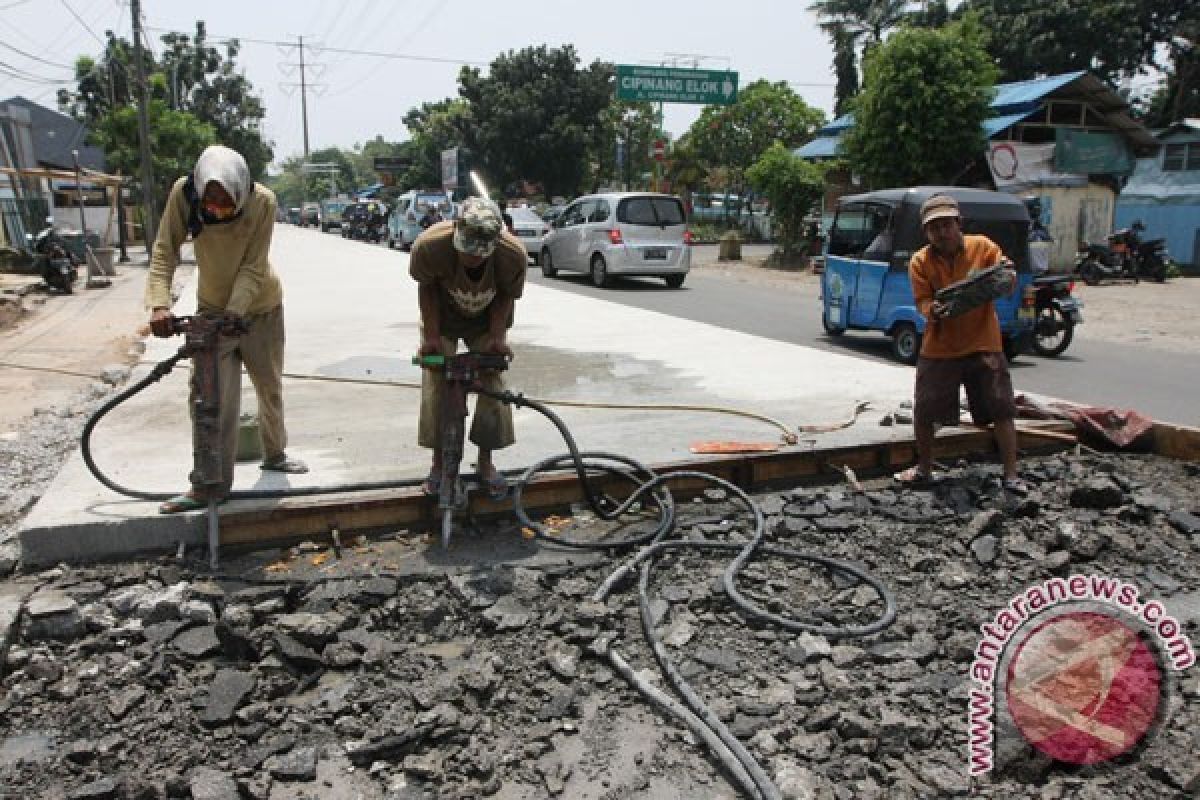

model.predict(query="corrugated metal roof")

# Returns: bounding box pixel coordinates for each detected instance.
[991,71,1087,113]
[817,114,855,135]
[1118,156,1200,202]
[983,109,1040,138]
[794,137,841,159]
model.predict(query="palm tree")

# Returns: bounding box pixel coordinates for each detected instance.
[809,0,915,108]
[808,0,913,50]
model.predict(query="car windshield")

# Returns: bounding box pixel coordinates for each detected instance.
[618,196,685,226]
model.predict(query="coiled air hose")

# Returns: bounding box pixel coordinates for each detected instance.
[83,357,897,800]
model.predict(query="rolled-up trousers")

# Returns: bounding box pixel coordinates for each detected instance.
[417,331,514,452]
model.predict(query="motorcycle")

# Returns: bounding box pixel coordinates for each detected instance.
[1030,275,1084,357]
[1075,221,1168,285]
[27,220,80,294]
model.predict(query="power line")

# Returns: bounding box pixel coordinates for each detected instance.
[0,61,73,84]
[58,0,107,46]
[0,40,76,71]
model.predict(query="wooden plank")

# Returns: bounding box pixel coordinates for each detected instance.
[217,423,1078,548]
[1153,422,1200,461]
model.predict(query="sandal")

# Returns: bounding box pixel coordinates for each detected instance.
[260,455,309,474]
[159,493,216,514]
[893,465,943,487]
[421,469,441,496]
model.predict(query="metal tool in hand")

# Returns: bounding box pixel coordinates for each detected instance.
[413,351,510,549]
[162,313,247,569]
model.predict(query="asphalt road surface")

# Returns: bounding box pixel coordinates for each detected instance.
[526,264,1199,428]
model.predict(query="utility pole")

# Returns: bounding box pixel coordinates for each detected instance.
[280,36,325,160]
[298,36,309,157]
[131,0,158,251]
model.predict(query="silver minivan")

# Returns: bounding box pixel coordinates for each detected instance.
[539,192,692,288]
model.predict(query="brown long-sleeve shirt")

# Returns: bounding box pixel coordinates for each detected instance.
[909,234,1005,358]
[144,176,283,315]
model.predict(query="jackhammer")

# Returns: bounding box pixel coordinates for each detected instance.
[412,351,510,549]
[170,313,246,569]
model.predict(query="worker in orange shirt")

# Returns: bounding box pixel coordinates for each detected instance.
[894,193,1025,493]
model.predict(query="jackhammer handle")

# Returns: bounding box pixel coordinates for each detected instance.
[413,353,447,367]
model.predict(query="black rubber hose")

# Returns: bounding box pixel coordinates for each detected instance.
[81,351,426,502]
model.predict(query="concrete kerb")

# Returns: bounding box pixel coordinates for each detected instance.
[13,226,1025,567]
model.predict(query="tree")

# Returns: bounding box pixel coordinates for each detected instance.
[58,22,273,211]
[456,45,613,199]
[685,80,825,196]
[154,22,273,180]
[401,98,470,190]
[746,143,826,262]
[90,98,216,206]
[842,18,997,188]
[664,140,707,214]
[591,101,658,192]
[958,0,1190,84]
[832,28,860,117]
[1137,14,1199,126]
[809,0,915,108]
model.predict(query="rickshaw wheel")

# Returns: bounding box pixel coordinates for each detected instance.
[890,322,920,365]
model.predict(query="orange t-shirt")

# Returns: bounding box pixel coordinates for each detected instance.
[908,234,1006,359]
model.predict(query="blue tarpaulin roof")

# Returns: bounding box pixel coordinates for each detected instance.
[991,71,1086,114]
[794,137,841,159]
[982,109,1040,138]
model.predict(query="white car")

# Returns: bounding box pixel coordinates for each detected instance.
[506,206,549,265]
[539,192,692,288]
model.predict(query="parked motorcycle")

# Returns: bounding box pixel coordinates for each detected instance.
[1030,275,1083,357]
[1075,221,1168,285]
[27,219,79,294]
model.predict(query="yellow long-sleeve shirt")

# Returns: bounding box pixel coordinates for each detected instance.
[144,176,283,315]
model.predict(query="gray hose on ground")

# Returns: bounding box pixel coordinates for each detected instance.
[603,646,763,799]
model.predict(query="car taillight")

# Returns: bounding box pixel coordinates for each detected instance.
[607,229,623,245]
[683,230,693,246]
[1067,281,1075,293]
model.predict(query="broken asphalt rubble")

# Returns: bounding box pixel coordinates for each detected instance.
[1,450,1198,798]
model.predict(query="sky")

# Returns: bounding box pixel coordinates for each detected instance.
[0,0,838,170]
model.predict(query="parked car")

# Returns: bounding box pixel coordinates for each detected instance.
[300,202,321,228]
[820,186,1037,364]
[286,207,301,225]
[506,206,549,265]
[540,204,566,225]
[387,189,455,250]
[539,192,692,288]
[320,199,350,233]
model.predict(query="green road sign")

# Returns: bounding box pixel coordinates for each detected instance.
[616,65,738,105]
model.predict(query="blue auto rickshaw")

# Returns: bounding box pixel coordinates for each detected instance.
[820,186,1036,364]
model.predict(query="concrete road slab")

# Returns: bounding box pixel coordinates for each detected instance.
[20,227,923,565]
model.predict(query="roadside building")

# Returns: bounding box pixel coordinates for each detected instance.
[1115,119,1200,272]
[796,71,1159,271]
[0,96,120,250]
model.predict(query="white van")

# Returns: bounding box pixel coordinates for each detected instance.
[539,192,692,288]
[386,189,455,250]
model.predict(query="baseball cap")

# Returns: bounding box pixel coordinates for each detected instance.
[453,197,503,257]
[920,194,960,227]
